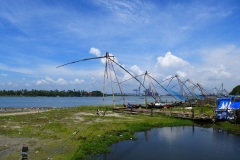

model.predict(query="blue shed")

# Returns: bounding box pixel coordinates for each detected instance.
[216,96,240,121]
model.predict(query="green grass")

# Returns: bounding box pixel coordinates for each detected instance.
[0,105,240,160]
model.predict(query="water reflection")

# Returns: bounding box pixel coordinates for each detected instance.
[94,126,240,160]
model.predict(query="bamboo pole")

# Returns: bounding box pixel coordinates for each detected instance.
[107,58,116,108]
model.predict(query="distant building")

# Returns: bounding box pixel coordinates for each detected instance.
[144,86,159,96]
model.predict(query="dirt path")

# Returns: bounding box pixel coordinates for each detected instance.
[0,108,52,116]
[0,110,46,116]
[0,136,39,159]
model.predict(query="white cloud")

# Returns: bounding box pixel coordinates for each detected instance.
[35,77,85,86]
[155,51,189,68]
[25,83,30,86]
[36,79,49,85]
[89,48,118,65]
[152,51,193,83]
[190,45,240,90]
[44,77,68,85]
[8,81,12,85]
[89,47,101,57]
[1,74,8,76]
[219,71,231,78]
[200,69,231,81]
[55,78,68,85]
[163,75,173,81]
[176,71,187,78]
[70,79,84,84]
[45,76,54,83]
[130,65,143,75]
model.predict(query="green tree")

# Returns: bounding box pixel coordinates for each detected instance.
[230,85,240,95]
[91,90,103,97]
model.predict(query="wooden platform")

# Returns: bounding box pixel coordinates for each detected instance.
[112,107,214,122]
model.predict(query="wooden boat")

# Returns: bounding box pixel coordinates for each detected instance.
[124,103,142,109]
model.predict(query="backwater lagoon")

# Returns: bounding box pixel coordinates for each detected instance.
[95,126,240,160]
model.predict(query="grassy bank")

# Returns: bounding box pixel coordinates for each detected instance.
[0,105,239,160]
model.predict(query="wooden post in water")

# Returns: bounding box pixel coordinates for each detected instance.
[191,108,194,119]
[234,110,236,125]
[226,108,228,121]
[237,109,240,124]
[182,102,185,117]
[183,101,185,112]
[144,91,148,109]
[237,110,239,124]
[170,107,172,117]
[213,98,217,118]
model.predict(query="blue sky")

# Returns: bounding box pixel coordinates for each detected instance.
[0,0,240,94]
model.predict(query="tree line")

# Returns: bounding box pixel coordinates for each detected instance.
[230,85,240,95]
[0,89,103,97]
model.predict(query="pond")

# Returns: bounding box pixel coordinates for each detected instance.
[95,126,240,160]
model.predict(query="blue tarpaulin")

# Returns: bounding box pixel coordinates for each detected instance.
[216,96,240,121]
[216,97,240,110]
[229,101,240,109]
[216,98,231,110]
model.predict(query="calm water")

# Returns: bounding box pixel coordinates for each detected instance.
[0,96,175,108]
[95,126,240,160]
